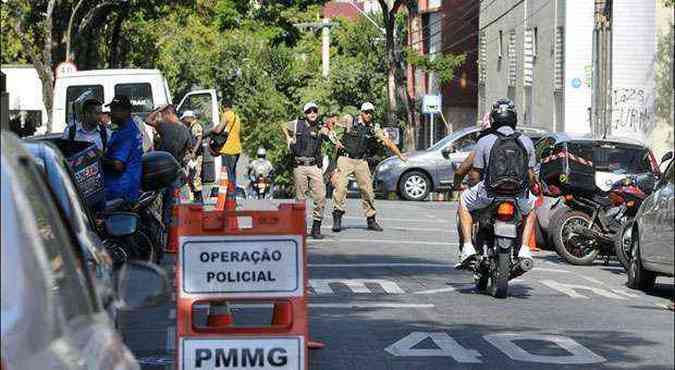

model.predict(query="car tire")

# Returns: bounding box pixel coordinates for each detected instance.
[626,230,656,291]
[614,221,634,271]
[547,206,569,252]
[399,171,431,201]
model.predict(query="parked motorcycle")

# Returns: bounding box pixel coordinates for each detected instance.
[248,174,274,200]
[471,198,534,299]
[551,174,656,265]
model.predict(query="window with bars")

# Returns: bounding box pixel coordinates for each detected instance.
[508,30,517,87]
[554,27,564,90]
[524,28,534,87]
[479,31,487,83]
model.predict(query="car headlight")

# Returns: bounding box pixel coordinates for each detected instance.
[377,161,393,173]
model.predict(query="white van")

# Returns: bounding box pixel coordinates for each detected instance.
[54,69,223,182]
[1,64,48,135]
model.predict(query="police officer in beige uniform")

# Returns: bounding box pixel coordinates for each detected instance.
[331,102,407,232]
[282,102,336,239]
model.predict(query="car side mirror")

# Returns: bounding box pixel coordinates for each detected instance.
[442,146,455,159]
[116,260,170,310]
[105,212,139,237]
[660,151,673,164]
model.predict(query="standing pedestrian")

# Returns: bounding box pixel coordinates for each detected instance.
[144,104,194,225]
[207,98,241,200]
[180,110,204,202]
[63,98,111,153]
[102,95,143,203]
[331,102,407,232]
[282,102,338,239]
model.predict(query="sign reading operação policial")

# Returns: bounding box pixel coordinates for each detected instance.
[180,235,303,298]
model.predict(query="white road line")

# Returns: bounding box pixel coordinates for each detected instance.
[310,238,456,246]
[612,289,640,298]
[168,308,176,319]
[414,287,457,295]
[309,303,435,309]
[309,263,448,268]
[320,226,457,233]
[531,267,571,273]
[166,326,175,353]
[579,276,606,285]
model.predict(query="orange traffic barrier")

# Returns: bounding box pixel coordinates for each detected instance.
[174,202,316,369]
[528,194,545,251]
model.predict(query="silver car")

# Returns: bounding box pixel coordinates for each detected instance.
[626,154,674,291]
[374,126,548,201]
[1,131,170,370]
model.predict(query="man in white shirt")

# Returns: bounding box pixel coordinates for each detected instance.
[63,98,111,152]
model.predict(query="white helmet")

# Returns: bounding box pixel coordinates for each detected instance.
[256,147,266,158]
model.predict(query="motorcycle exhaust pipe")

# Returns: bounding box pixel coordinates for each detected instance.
[509,257,534,280]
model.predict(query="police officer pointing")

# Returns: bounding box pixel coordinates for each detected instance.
[282,102,336,239]
[332,102,407,232]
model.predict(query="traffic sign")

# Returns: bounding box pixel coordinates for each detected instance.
[55,61,77,78]
[422,95,442,114]
[180,235,303,297]
[180,337,304,370]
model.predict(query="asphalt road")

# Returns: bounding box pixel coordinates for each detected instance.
[120,199,675,370]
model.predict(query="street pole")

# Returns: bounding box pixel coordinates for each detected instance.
[322,17,330,77]
[429,113,434,147]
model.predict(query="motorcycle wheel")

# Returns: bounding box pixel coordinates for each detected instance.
[552,210,600,265]
[614,221,634,271]
[133,230,157,264]
[490,247,511,299]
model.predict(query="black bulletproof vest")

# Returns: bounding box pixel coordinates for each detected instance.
[342,118,375,159]
[290,119,323,162]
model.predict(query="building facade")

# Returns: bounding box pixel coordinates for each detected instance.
[478,0,672,154]
[409,0,479,149]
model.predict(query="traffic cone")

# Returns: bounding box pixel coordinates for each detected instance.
[271,301,292,326]
[214,176,229,211]
[206,302,232,327]
[165,205,178,254]
[529,194,544,251]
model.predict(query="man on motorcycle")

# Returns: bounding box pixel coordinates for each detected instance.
[247,147,274,196]
[456,99,538,268]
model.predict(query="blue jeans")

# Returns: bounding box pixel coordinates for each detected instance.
[222,154,239,200]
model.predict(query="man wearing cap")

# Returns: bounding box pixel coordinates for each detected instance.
[102,95,144,203]
[282,102,338,239]
[331,102,407,232]
[180,110,204,202]
[63,98,111,152]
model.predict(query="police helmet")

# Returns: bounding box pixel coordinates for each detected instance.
[256,147,266,158]
[490,98,517,129]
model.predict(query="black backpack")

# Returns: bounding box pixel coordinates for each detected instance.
[484,131,529,196]
[68,123,107,149]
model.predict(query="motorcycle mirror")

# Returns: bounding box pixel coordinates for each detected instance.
[660,151,673,164]
[104,212,139,237]
[116,261,170,310]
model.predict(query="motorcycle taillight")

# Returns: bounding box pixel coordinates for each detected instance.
[496,202,516,221]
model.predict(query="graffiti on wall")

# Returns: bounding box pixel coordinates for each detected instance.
[610,88,654,134]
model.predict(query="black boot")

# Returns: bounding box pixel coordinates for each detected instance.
[310,220,324,239]
[367,216,383,232]
[332,211,344,232]
[194,191,203,203]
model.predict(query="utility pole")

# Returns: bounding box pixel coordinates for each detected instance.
[592,0,612,138]
[322,17,330,77]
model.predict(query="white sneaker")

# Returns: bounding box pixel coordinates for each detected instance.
[455,243,477,269]
[518,245,533,260]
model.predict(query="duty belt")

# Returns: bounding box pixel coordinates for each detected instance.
[295,157,317,166]
[342,153,366,160]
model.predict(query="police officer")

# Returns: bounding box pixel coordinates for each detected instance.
[331,102,407,232]
[282,102,336,239]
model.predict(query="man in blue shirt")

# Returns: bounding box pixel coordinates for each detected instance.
[102,95,143,203]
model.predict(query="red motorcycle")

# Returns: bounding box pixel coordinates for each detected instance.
[551,174,656,265]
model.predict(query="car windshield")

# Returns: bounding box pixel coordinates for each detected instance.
[427,130,472,152]
[569,142,653,174]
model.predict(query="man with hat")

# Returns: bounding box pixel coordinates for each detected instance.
[102,95,144,203]
[331,102,407,232]
[63,98,111,152]
[180,110,204,202]
[282,102,337,239]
